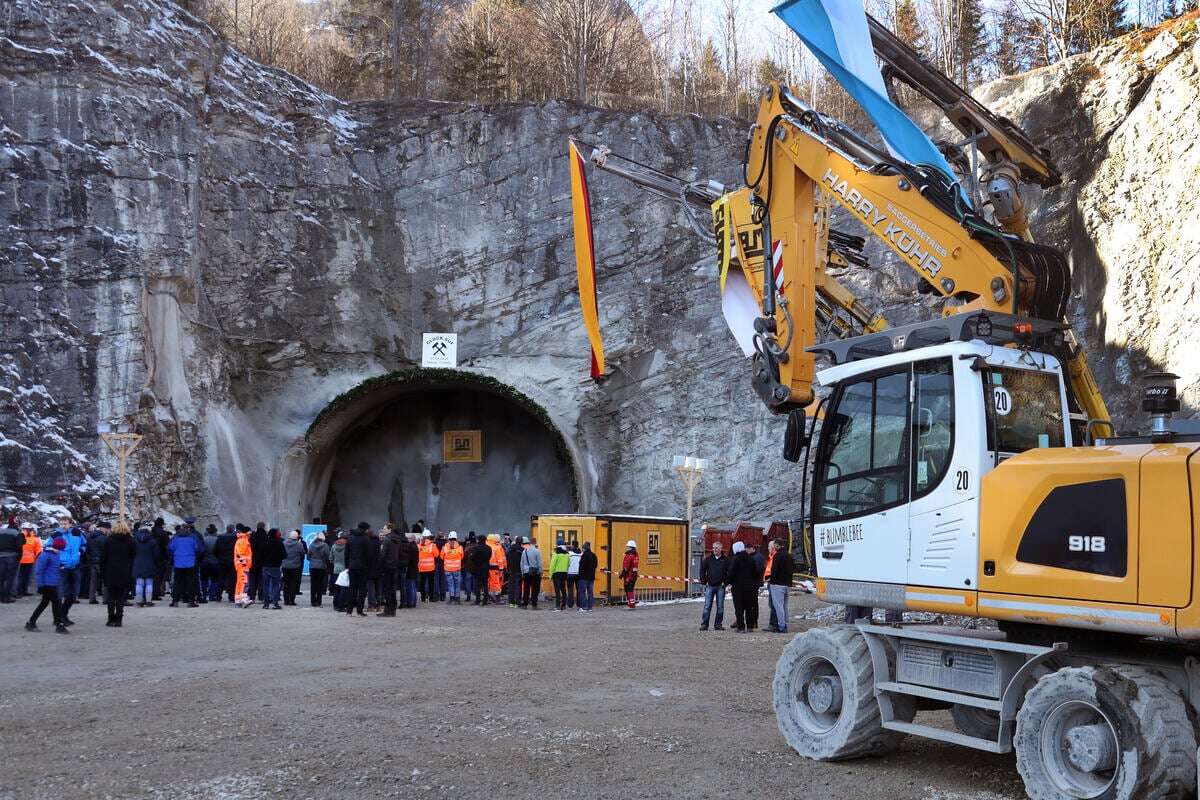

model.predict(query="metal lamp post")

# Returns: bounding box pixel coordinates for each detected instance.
[672,455,708,594]
[98,421,142,526]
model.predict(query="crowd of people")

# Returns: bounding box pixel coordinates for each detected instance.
[697,538,795,633]
[0,513,659,632]
[1,510,806,635]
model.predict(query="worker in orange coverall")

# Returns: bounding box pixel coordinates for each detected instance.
[234,525,253,607]
[487,534,506,601]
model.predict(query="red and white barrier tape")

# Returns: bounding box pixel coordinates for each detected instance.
[598,568,816,594]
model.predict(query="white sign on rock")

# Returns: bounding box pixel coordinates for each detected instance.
[422,333,458,368]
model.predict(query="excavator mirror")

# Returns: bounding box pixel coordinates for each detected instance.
[783,409,809,463]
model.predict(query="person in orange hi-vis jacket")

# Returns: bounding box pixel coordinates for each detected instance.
[17,524,43,598]
[417,532,439,602]
[487,534,506,600]
[441,532,465,604]
[619,540,639,608]
[234,526,253,607]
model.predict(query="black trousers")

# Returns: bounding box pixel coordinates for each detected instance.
[347,568,367,613]
[173,567,196,603]
[471,571,489,603]
[566,575,578,608]
[380,568,397,611]
[418,571,436,601]
[107,581,130,623]
[396,566,408,607]
[219,564,236,601]
[521,573,540,607]
[552,572,568,609]
[247,567,262,600]
[309,569,326,606]
[507,571,521,605]
[29,586,63,626]
[282,568,302,604]
[732,587,759,630]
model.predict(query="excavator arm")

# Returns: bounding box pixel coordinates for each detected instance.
[732,83,1107,434]
[569,12,1110,437]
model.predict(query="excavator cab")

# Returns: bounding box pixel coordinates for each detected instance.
[804,313,1071,595]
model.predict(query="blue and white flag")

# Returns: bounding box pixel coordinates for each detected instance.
[772,0,968,205]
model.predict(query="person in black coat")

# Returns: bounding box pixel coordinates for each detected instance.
[765,540,795,634]
[344,523,376,616]
[400,532,419,609]
[724,541,761,632]
[151,518,170,599]
[248,522,269,601]
[467,540,492,605]
[506,539,524,606]
[100,523,137,627]
[213,525,237,602]
[258,529,287,610]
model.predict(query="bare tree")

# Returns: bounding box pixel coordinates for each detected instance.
[525,0,646,104]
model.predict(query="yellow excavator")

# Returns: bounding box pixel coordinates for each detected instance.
[569,6,1200,800]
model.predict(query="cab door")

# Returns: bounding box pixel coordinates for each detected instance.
[812,366,911,584]
[906,357,979,589]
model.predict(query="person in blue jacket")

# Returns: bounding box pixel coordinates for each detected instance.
[56,524,87,626]
[25,537,68,633]
[167,528,200,607]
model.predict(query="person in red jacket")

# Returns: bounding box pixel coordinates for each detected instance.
[618,540,639,609]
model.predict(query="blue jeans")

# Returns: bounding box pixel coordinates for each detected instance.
[462,570,474,597]
[702,585,725,627]
[404,578,418,608]
[136,577,154,603]
[768,584,789,632]
[58,567,81,603]
[446,571,461,599]
[262,568,282,605]
[576,578,594,610]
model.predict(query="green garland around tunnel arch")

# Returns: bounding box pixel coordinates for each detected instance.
[306,367,580,509]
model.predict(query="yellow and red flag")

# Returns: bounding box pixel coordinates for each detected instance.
[568,140,605,380]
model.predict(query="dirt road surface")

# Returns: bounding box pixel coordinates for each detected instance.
[1,590,1026,800]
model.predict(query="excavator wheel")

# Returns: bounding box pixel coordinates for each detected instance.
[1015,665,1196,800]
[773,626,910,761]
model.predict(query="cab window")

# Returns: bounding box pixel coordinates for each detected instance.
[913,359,954,498]
[815,368,910,521]
[983,367,1065,454]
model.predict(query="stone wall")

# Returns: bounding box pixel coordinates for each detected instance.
[2,0,1197,529]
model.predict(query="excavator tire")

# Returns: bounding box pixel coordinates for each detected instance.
[773,626,908,761]
[1015,665,1196,800]
[950,704,1002,740]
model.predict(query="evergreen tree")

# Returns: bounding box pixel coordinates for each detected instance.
[954,0,987,87]
[894,0,926,55]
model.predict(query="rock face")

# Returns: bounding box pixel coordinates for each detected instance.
[1,0,1197,530]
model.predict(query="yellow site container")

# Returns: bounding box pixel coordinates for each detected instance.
[530,514,689,603]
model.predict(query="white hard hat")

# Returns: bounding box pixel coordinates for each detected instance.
[448,531,458,540]
[626,539,637,548]
[422,531,432,538]
[732,541,745,554]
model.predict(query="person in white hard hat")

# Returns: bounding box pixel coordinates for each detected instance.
[618,540,639,609]
[442,531,464,603]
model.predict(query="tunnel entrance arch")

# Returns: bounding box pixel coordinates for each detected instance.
[297,369,581,534]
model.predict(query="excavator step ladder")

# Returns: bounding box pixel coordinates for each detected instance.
[856,623,1064,753]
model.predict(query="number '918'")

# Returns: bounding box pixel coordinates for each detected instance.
[1068,535,1105,553]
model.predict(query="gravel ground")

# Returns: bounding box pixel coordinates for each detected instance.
[0,587,1025,800]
